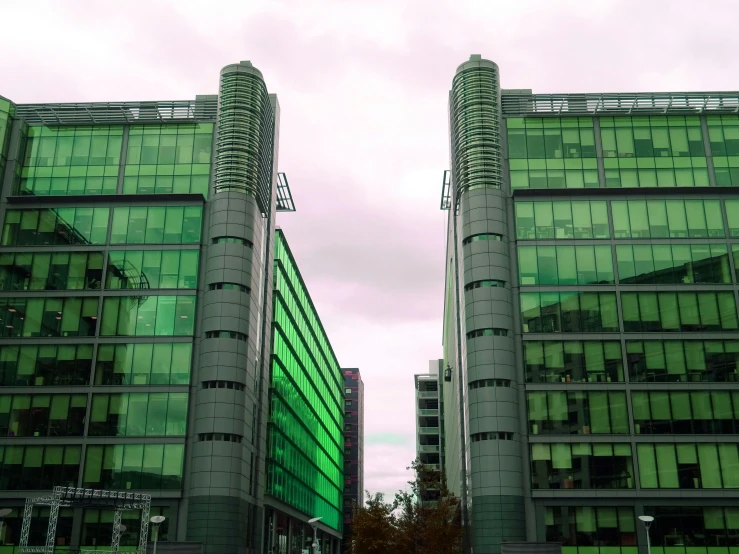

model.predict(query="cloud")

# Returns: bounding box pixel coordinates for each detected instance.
[3,0,739,502]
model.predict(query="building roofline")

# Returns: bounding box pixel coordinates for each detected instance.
[501,90,739,117]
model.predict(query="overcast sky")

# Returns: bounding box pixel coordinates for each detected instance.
[2,0,739,499]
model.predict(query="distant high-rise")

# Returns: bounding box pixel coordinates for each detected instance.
[342,368,363,552]
[441,54,739,554]
[415,361,443,504]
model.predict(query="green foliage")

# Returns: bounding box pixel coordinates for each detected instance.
[348,460,462,554]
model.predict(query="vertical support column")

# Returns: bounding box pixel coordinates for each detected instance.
[111,509,123,552]
[139,501,151,554]
[19,498,33,548]
[44,497,59,554]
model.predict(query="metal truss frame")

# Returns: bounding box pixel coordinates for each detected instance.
[19,487,152,554]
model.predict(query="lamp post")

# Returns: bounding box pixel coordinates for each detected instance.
[638,515,654,554]
[150,515,166,554]
[308,517,322,554]
[0,508,11,546]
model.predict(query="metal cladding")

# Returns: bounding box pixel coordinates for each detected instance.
[215,62,274,213]
[451,58,502,199]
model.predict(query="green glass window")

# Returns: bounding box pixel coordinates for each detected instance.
[545,506,636,549]
[637,443,739,489]
[0,251,104,291]
[0,445,80,490]
[612,199,724,238]
[0,344,93,386]
[94,343,191,386]
[82,507,170,546]
[521,292,619,333]
[524,340,623,383]
[518,245,614,285]
[527,391,628,435]
[106,250,199,289]
[516,201,609,239]
[616,243,731,284]
[644,506,739,549]
[0,297,98,338]
[2,207,109,246]
[19,126,123,196]
[89,392,187,437]
[110,206,202,244]
[507,117,598,190]
[633,390,739,434]
[82,443,184,490]
[100,296,195,337]
[0,393,86,437]
[627,340,739,383]
[531,443,633,489]
[600,116,708,188]
[707,115,739,185]
[621,292,737,332]
[123,124,212,196]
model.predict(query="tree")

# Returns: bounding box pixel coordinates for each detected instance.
[348,460,462,554]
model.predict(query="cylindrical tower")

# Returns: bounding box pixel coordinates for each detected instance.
[185,61,277,553]
[451,55,525,554]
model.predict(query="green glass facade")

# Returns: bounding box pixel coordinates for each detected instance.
[0,62,342,554]
[442,56,739,554]
[268,229,344,533]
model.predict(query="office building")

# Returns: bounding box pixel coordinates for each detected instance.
[0,60,343,554]
[341,367,363,552]
[415,361,443,504]
[440,55,739,554]
[264,229,344,553]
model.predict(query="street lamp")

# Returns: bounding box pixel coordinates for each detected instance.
[0,509,10,546]
[308,517,322,554]
[150,515,166,554]
[638,515,654,554]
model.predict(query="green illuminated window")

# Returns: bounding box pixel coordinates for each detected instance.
[621,291,737,332]
[106,250,199,289]
[612,199,723,238]
[19,126,123,196]
[617,243,731,284]
[94,343,191,385]
[0,297,98,338]
[626,340,739,383]
[100,296,195,336]
[707,115,739,185]
[726,200,739,236]
[0,251,103,291]
[531,443,633,489]
[600,116,707,188]
[507,117,598,190]
[524,340,623,383]
[518,245,614,285]
[83,443,184,490]
[515,201,609,239]
[545,506,636,550]
[1,207,109,246]
[89,392,187,436]
[110,206,202,244]
[0,393,86,437]
[0,344,93,386]
[123,124,212,196]
[632,390,739,434]
[0,445,80,490]
[520,292,618,333]
[527,391,628,434]
[637,443,739,489]
[0,100,14,181]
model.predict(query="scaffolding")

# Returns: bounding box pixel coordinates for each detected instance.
[19,487,151,554]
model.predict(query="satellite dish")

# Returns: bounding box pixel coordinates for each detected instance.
[150,515,166,524]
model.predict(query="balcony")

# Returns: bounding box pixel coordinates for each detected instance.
[417,391,438,399]
[418,445,440,453]
[419,427,440,435]
[417,408,439,416]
